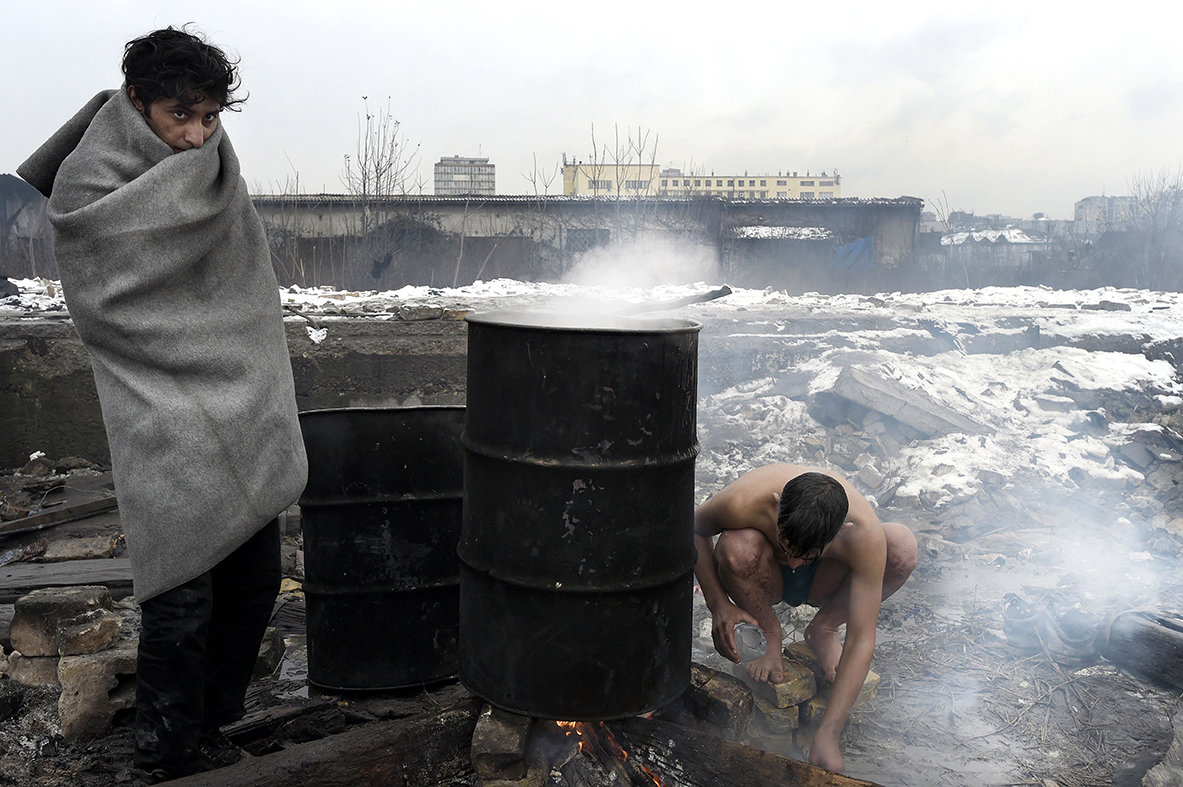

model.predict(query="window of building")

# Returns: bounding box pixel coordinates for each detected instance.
[820,180,834,186]
[748,180,755,187]
[800,191,815,199]
[820,191,833,198]
[777,180,786,186]
[776,191,787,198]
[589,180,612,190]
[661,180,667,187]
[760,180,766,186]
[727,180,734,186]
[800,180,815,186]
[625,180,649,190]
[760,191,768,198]
[694,179,701,186]
[716,180,723,186]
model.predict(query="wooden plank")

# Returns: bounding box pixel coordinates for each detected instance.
[1102,610,1183,689]
[0,558,132,603]
[171,697,483,786]
[0,603,13,648]
[0,496,118,537]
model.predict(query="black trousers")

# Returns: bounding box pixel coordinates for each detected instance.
[133,519,280,776]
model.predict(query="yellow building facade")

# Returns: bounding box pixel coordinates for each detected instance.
[561,163,662,196]
[657,169,841,199]
[562,163,841,199]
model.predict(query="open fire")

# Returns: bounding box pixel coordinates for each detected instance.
[552,720,667,786]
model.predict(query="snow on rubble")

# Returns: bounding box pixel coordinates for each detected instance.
[4,276,1182,519]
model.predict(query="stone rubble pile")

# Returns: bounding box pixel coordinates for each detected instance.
[3,586,137,739]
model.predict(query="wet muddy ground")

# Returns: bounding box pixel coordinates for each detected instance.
[2,470,1181,787]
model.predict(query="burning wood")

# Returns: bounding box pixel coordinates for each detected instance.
[553,720,666,786]
[470,709,878,787]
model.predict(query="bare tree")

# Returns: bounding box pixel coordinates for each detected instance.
[341,96,422,237]
[1128,168,1183,288]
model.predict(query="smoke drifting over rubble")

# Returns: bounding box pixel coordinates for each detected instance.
[561,237,720,289]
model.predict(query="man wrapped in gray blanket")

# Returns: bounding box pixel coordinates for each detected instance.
[18,27,308,781]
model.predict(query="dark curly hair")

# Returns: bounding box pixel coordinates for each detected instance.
[122,26,244,112]
[776,472,848,560]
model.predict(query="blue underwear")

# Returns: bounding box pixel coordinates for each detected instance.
[780,561,819,606]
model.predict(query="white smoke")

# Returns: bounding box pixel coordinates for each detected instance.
[562,235,720,288]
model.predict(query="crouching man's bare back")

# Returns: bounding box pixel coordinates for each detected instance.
[693,463,918,773]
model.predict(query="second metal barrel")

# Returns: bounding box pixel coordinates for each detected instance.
[299,406,464,690]
[459,311,700,720]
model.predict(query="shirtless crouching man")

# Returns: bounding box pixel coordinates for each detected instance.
[693,464,918,773]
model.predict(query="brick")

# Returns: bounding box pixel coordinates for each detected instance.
[751,660,816,709]
[752,693,799,734]
[10,586,112,657]
[798,669,882,725]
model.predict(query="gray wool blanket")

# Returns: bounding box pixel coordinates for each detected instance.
[19,90,307,601]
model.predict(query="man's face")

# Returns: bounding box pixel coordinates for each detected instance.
[776,534,824,569]
[128,87,221,153]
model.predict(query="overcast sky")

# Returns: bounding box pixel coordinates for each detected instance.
[5,1,1182,220]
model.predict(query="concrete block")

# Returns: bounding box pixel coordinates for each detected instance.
[7,651,60,688]
[58,609,122,656]
[471,703,535,780]
[11,586,112,657]
[58,641,138,739]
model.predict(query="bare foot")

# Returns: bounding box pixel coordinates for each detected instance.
[804,623,843,682]
[746,650,784,684]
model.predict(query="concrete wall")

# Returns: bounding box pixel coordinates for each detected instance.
[254,194,922,292]
[0,315,469,469]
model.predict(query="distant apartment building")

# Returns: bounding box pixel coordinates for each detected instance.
[1074,195,1136,239]
[561,161,661,196]
[658,169,841,199]
[434,156,495,196]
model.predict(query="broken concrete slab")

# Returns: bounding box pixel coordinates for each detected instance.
[40,534,119,562]
[811,366,985,439]
[10,586,112,656]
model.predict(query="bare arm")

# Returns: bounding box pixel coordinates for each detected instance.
[811,485,886,771]
[693,498,760,662]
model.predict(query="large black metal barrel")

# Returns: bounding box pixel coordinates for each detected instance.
[299,406,464,690]
[459,311,700,720]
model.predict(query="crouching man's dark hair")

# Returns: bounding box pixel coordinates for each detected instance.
[122,26,243,111]
[776,472,848,559]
